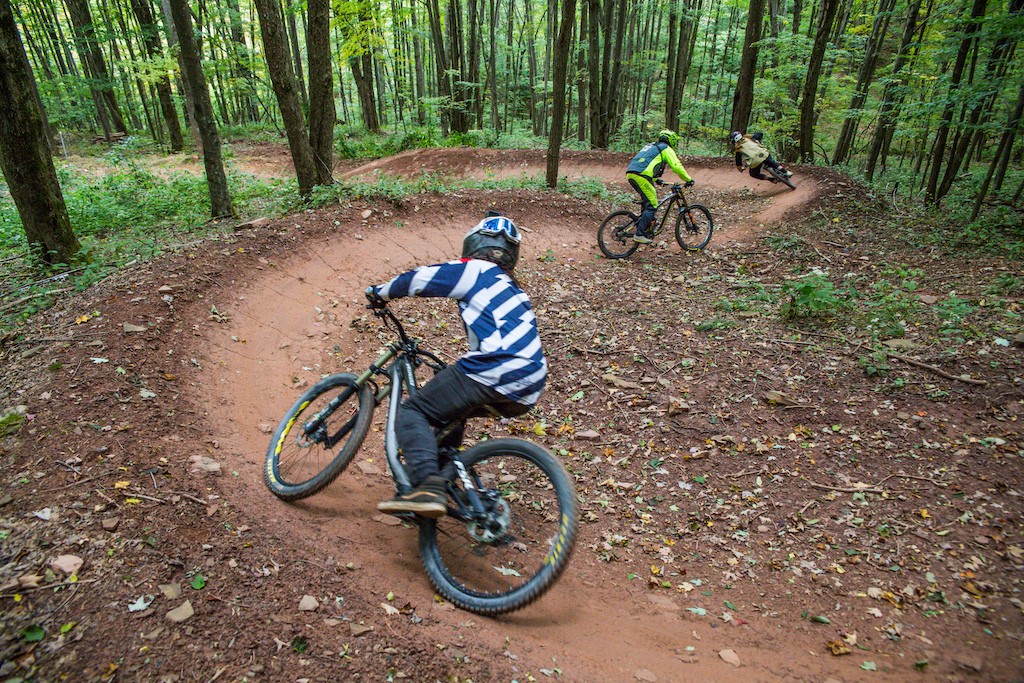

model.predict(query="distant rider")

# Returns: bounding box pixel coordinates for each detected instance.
[730,130,792,182]
[365,213,547,518]
[626,129,694,244]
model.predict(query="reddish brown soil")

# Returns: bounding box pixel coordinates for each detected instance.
[1,147,1021,683]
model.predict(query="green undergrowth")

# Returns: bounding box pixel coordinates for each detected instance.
[0,150,623,338]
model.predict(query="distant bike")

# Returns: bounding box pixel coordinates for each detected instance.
[598,179,714,259]
[264,300,579,615]
[743,162,796,190]
[765,164,796,190]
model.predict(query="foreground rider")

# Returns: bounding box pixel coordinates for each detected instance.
[626,129,695,244]
[730,130,792,182]
[365,214,547,518]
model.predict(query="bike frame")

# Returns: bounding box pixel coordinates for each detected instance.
[354,306,494,520]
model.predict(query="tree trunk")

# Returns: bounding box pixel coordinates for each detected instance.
[924,0,987,203]
[253,0,319,194]
[63,0,127,135]
[797,0,840,161]
[971,79,1024,219]
[546,0,575,187]
[167,0,232,216]
[831,0,894,165]
[730,0,763,134]
[130,0,184,151]
[306,0,333,183]
[283,0,307,110]
[0,0,81,265]
[864,0,922,181]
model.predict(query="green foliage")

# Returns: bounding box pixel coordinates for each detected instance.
[984,273,1024,297]
[780,272,844,320]
[859,265,924,338]
[858,349,890,377]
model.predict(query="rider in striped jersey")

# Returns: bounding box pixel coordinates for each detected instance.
[366,213,547,517]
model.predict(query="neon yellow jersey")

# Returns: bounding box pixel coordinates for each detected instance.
[626,141,692,183]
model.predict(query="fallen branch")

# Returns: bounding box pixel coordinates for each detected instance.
[886,350,988,385]
[808,481,884,494]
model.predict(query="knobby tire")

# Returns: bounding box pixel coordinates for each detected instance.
[264,373,374,501]
[674,204,714,251]
[597,210,640,259]
[418,438,579,615]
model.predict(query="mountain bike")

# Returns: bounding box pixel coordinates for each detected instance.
[263,300,579,615]
[598,179,714,259]
[765,164,797,190]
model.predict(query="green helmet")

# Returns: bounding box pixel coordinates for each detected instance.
[658,129,680,147]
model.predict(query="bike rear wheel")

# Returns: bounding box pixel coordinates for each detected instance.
[264,373,374,501]
[674,204,714,251]
[419,438,579,615]
[597,210,640,259]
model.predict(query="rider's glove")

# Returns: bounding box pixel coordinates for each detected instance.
[365,286,387,309]
[684,180,695,188]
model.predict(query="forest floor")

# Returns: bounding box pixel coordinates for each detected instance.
[1,145,1022,683]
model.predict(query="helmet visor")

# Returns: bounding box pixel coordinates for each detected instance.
[469,217,521,244]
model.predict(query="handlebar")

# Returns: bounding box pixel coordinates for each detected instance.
[364,293,446,370]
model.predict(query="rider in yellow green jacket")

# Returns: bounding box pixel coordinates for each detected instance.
[626,129,694,243]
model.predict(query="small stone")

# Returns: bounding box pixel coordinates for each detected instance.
[361,209,373,219]
[350,623,374,636]
[719,649,741,667]
[166,600,194,623]
[356,461,383,475]
[122,323,147,333]
[189,455,222,475]
[158,285,174,293]
[575,429,601,441]
[298,595,319,612]
[159,583,182,599]
[953,654,983,672]
[234,217,270,231]
[101,517,120,531]
[49,555,83,576]
[634,670,657,682]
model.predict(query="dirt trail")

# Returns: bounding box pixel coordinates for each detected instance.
[194,149,894,682]
[341,148,819,244]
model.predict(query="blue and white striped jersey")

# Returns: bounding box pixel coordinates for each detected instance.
[371,259,547,406]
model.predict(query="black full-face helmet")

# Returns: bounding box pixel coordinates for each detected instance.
[462,214,521,271]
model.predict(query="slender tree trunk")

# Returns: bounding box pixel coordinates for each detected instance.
[306,0,333,183]
[63,0,127,135]
[168,0,232,216]
[924,0,987,203]
[797,0,840,161]
[283,0,307,110]
[546,0,575,187]
[864,0,922,181]
[253,0,319,193]
[731,0,763,134]
[130,0,184,151]
[831,0,894,165]
[971,79,1024,219]
[0,0,80,265]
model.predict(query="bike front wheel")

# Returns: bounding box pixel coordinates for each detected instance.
[768,166,797,190]
[264,373,374,501]
[674,204,714,251]
[419,438,579,615]
[597,210,640,259]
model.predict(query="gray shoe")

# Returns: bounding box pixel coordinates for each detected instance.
[377,475,448,518]
[632,232,653,244]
